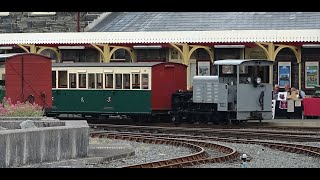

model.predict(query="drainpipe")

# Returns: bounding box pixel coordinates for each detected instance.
[76,12,80,32]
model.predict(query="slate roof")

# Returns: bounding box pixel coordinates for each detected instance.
[88,12,320,32]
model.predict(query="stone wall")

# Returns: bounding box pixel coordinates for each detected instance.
[0,12,103,33]
[0,120,89,168]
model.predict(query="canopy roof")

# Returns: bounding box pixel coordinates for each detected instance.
[0,29,320,45]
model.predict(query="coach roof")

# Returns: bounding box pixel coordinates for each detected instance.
[52,62,182,67]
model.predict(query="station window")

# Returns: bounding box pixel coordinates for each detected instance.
[52,71,56,88]
[105,74,113,89]
[69,73,76,88]
[142,74,149,89]
[58,71,67,88]
[88,73,95,89]
[96,73,103,89]
[115,74,122,89]
[78,73,87,88]
[132,74,140,89]
[123,74,130,89]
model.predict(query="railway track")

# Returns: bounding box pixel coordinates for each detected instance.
[108,131,320,155]
[91,131,239,168]
[90,130,320,168]
[89,124,320,142]
[86,118,320,131]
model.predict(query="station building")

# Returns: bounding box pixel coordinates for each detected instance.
[0,12,320,94]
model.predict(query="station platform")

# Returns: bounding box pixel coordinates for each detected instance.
[249,119,320,128]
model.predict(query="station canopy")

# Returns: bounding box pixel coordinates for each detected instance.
[0,29,319,45]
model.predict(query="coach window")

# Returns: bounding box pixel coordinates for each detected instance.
[142,74,149,89]
[115,74,122,89]
[105,74,113,89]
[78,73,87,88]
[69,73,76,88]
[58,71,67,88]
[123,74,130,89]
[96,73,103,89]
[52,71,56,88]
[132,74,140,89]
[88,73,95,89]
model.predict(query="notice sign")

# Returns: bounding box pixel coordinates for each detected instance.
[197,61,211,76]
[305,62,319,88]
[278,62,291,88]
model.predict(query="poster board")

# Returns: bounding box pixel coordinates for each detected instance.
[197,60,211,76]
[222,65,234,74]
[278,62,291,88]
[305,62,319,88]
[287,100,295,112]
[170,48,180,60]
[277,92,288,101]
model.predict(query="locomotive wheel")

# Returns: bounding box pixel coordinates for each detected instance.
[231,120,240,125]
[171,115,182,125]
[202,114,210,124]
[219,120,230,125]
[211,120,219,125]
[218,114,229,125]
[193,114,200,124]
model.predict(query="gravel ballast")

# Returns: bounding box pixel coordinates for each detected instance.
[192,140,320,168]
[90,138,320,168]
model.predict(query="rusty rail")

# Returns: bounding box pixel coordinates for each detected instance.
[89,124,320,142]
[91,132,239,168]
[101,131,320,158]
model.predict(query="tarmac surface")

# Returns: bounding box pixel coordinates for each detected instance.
[249,119,320,128]
[19,143,135,168]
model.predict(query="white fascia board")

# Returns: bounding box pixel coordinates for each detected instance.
[29,12,56,16]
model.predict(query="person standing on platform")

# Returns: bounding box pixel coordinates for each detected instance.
[284,83,291,92]
[273,84,280,100]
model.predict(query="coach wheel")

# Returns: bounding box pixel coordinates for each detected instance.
[98,115,109,121]
[130,116,141,124]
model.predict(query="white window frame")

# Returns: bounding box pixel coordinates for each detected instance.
[68,72,77,89]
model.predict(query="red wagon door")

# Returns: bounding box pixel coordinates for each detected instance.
[5,53,52,109]
[151,63,187,111]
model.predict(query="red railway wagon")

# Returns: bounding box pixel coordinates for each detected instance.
[151,62,187,111]
[1,53,52,109]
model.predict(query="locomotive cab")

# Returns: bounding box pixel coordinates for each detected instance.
[213,59,273,122]
[190,59,273,124]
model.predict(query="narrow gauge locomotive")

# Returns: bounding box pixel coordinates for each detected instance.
[49,62,187,121]
[171,59,274,124]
